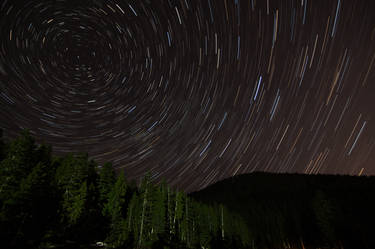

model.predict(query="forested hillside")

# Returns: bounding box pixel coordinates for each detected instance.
[191,172,375,249]
[2,129,374,249]
[0,130,250,249]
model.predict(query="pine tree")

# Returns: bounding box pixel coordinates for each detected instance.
[54,153,101,242]
[98,162,116,221]
[68,181,87,225]
[0,131,57,247]
[171,190,185,238]
[0,130,37,185]
[138,173,152,247]
[55,154,83,228]
[181,194,192,246]
[220,204,225,240]
[151,183,166,237]
[98,162,116,204]
[197,204,212,247]
[126,192,140,246]
[0,131,36,243]
[104,171,128,247]
[126,192,138,232]
[34,143,52,169]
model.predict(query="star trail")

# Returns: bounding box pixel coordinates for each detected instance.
[0,0,375,192]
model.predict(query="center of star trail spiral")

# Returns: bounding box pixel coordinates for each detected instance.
[1,0,375,191]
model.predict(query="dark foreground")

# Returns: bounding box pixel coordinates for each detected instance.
[191,172,375,249]
[0,130,248,249]
[1,130,373,249]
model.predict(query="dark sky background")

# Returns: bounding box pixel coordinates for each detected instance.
[0,0,375,192]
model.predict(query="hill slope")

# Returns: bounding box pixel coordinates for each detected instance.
[190,172,375,249]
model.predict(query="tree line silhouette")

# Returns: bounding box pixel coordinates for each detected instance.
[2,129,374,249]
[0,130,250,248]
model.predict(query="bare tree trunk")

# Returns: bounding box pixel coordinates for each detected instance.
[185,197,189,245]
[173,192,179,233]
[167,187,172,237]
[138,187,148,247]
[221,205,224,239]
[128,204,132,231]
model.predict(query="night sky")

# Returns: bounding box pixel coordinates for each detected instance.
[1,0,375,192]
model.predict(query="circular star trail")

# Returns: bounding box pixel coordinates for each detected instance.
[1,0,375,191]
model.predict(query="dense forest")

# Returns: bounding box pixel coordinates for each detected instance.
[1,130,374,249]
[0,130,250,249]
[191,171,375,249]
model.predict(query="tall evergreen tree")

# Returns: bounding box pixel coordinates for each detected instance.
[126,191,140,246]
[55,153,100,241]
[17,160,58,242]
[104,171,128,247]
[151,183,167,238]
[98,162,116,205]
[180,193,192,246]
[95,162,116,239]
[0,130,36,182]
[138,173,153,247]
[68,180,88,225]
[0,131,35,242]
[0,131,58,247]
[55,154,83,228]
